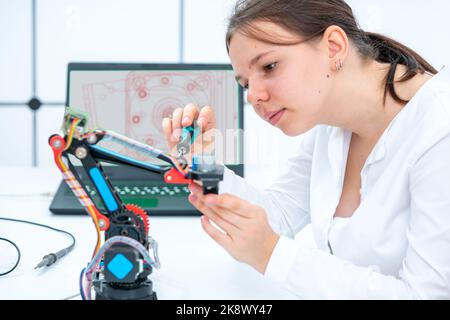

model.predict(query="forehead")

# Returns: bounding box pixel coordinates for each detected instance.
[228,21,301,62]
[229,21,300,49]
[228,33,269,63]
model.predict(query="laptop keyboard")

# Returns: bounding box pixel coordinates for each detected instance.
[58,182,194,211]
[84,184,190,197]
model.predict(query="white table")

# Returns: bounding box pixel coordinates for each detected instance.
[0,167,299,300]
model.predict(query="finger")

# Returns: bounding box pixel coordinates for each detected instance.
[200,215,232,248]
[188,192,216,217]
[204,193,255,218]
[195,128,218,154]
[162,117,175,144]
[171,108,184,140]
[188,181,204,193]
[189,183,213,202]
[183,103,199,126]
[188,179,203,188]
[189,193,240,233]
[189,184,246,225]
[209,205,247,229]
[198,105,216,132]
[182,103,200,127]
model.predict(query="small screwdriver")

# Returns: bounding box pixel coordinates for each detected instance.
[177,121,200,157]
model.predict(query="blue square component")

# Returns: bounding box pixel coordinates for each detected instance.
[107,253,133,280]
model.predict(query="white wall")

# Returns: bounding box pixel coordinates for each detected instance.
[0,0,33,166]
[0,0,449,186]
[347,0,449,70]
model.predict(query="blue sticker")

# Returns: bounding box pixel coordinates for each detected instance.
[107,253,133,280]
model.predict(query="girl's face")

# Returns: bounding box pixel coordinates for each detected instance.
[229,21,334,136]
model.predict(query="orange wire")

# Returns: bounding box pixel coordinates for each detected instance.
[58,118,102,257]
[63,118,79,151]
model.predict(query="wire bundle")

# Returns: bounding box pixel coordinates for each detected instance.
[54,118,102,258]
[79,236,160,300]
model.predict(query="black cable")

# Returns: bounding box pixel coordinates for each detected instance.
[63,293,81,300]
[0,217,76,273]
[79,268,86,300]
[0,237,21,276]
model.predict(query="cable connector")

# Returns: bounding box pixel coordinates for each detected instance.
[35,247,71,269]
[35,253,57,269]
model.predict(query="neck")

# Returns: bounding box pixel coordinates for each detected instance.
[322,56,406,143]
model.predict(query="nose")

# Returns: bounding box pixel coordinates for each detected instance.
[246,79,269,107]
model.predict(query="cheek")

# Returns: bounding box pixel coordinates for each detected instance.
[301,60,331,104]
[279,69,332,135]
[279,72,327,116]
[281,58,329,106]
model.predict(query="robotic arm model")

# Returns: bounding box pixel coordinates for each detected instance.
[48,108,223,300]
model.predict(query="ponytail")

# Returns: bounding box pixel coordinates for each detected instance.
[362,32,438,104]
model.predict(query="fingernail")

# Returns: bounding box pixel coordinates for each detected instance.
[173,130,181,140]
[182,117,190,124]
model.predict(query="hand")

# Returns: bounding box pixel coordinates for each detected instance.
[162,104,217,160]
[188,183,280,274]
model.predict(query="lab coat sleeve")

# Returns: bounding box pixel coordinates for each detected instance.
[264,133,450,299]
[218,128,318,238]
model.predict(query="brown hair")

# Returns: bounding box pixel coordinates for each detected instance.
[226,0,438,104]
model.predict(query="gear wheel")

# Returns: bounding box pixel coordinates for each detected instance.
[125,204,150,234]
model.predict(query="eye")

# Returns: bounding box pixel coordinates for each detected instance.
[239,82,249,90]
[263,62,277,72]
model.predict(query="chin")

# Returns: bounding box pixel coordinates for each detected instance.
[279,124,308,137]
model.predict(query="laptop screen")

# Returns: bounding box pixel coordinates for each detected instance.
[66,63,244,167]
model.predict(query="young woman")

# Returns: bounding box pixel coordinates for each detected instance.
[162,0,450,299]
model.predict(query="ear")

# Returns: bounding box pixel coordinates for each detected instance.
[322,25,349,71]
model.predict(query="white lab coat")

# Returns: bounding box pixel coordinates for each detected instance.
[219,66,450,299]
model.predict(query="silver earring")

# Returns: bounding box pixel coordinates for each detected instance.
[335,59,343,71]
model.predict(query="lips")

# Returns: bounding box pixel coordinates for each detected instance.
[264,108,286,126]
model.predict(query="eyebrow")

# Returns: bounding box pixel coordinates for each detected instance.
[235,50,275,83]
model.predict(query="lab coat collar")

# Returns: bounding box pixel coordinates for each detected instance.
[325,66,450,172]
[326,126,350,186]
[365,128,388,167]
[366,65,449,167]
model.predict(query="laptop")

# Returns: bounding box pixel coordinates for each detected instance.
[49,62,244,216]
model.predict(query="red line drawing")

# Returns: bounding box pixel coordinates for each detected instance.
[76,70,239,163]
